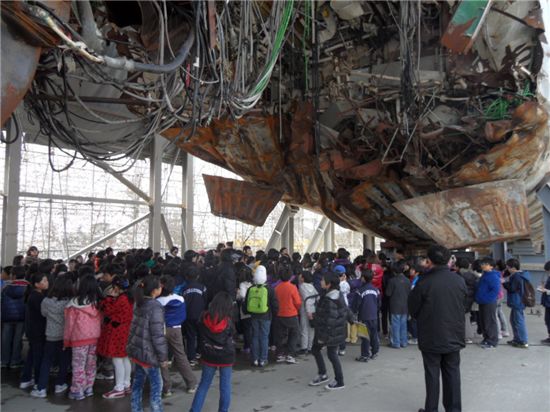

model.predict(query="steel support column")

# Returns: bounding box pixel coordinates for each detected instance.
[305,217,329,254]
[160,214,174,250]
[537,183,550,261]
[149,135,166,252]
[1,126,21,265]
[181,153,194,250]
[266,205,294,251]
[492,241,507,263]
[288,210,295,254]
[67,213,151,260]
[363,232,376,252]
[324,220,335,252]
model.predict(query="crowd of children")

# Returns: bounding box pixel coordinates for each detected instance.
[1,243,550,412]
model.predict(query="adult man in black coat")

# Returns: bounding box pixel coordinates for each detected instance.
[409,245,467,412]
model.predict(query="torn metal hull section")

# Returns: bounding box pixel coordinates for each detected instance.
[393,180,530,250]
[202,175,283,227]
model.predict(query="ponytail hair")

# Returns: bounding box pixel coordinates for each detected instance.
[133,275,160,306]
[207,291,233,323]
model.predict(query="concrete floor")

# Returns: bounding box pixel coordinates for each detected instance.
[2,307,549,412]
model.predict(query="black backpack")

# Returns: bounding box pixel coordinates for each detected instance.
[522,278,536,308]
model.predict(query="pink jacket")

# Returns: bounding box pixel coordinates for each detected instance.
[63,298,101,348]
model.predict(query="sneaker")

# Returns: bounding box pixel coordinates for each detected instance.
[337,350,346,356]
[162,390,173,398]
[103,389,126,399]
[68,391,85,401]
[541,337,550,344]
[259,360,268,368]
[507,340,518,345]
[370,353,378,360]
[408,339,418,345]
[325,380,345,390]
[84,387,94,397]
[19,379,35,389]
[355,356,369,362]
[252,360,259,367]
[30,388,47,398]
[513,342,529,349]
[189,360,198,367]
[465,339,473,344]
[187,386,197,394]
[276,355,286,363]
[95,372,114,380]
[55,384,68,394]
[309,375,329,386]
[480,343,496,349]
[286,355,297,364]
[124,386,132,395]
[502,332,510,338]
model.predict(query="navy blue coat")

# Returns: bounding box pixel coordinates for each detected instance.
[503,271,531,310]
[181,281,207,321]
[351,282,380,322]
[1,281,28,322]
[541,276,550,308]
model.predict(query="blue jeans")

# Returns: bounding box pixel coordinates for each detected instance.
[510,308,528,344]
[131,364,163,412]
[21,339,44,383]
[37,340,71,390]
[1,322,24,366]
[190,365,232,412]
[251,318,271,362]
[390,314,408,347]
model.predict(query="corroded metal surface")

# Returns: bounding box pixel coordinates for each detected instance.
[0,0,70,126]
[393,180,531,249]
[202,175,283,227]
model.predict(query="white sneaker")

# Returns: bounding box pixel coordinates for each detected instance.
[285,355,297,364]
[19,379,34,389]
[30,388,47,398]
[55,384,68,394]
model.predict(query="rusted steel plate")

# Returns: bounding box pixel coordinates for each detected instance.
[202,175,283,226]
[393,180,531,249]
[441,0,492,54]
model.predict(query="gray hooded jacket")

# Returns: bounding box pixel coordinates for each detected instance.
[41,297,70,341]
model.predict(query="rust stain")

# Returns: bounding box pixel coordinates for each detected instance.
[441,19,476,54]
[393,180,531,249]
[202,175,283,226]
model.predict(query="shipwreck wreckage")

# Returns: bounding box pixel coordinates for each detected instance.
[1,0,550,250]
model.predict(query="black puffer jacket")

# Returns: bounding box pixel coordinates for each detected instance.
[314,289,351,346]
[408,265,467,354]
[457,270,478,313]
[126,298,168,367]
[198,313,235,366]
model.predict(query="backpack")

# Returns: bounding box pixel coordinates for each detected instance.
[246,285,269,314]
[522,279,536,307]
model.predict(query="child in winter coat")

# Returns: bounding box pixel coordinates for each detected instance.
[385,262,411,349]
[236,265,253,354]
[309,272,352,391]
[274,267,302,364]
[244,265,279,367]
[351,269,380,362]
[181,267,207,365]
[64,275,102,400]
[158,275,197,397]
[97,276,134,399]
[298,271,317,353]
[20,272,49,390]
[1,266,28,368]
[127,275,168,412]
[189,291,235,412]
[31,275,74,397]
